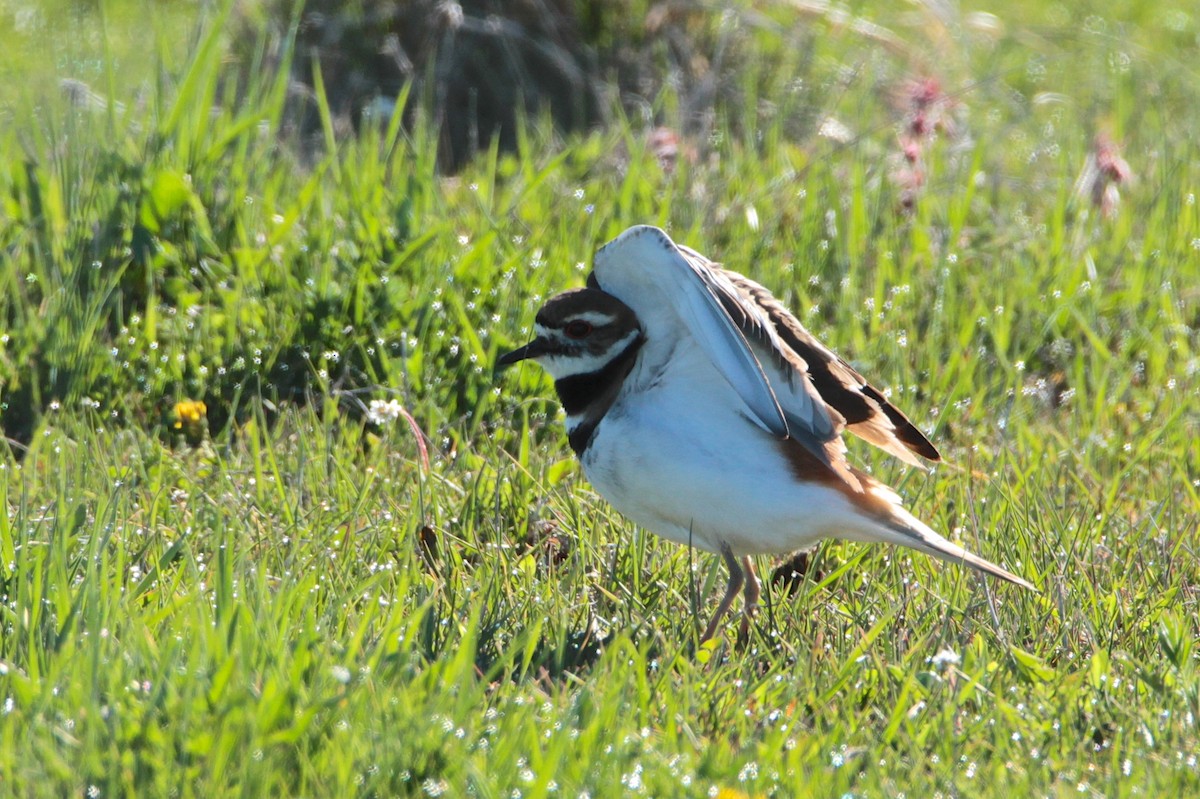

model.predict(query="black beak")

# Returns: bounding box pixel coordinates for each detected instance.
[497,337,550,367]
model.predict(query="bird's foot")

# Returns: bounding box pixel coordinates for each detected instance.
[736,606,758,648]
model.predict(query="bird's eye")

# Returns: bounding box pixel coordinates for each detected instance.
[564,320,593,339]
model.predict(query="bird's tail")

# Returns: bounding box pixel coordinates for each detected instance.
[853,471,1035,591]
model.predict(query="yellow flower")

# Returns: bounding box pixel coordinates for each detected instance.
[714,789,761,799]
[173,400,207,428]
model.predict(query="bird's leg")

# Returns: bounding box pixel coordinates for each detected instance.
[737,556,761,643]
[700,543,744,643]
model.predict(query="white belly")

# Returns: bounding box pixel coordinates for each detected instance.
[580,374,870,557]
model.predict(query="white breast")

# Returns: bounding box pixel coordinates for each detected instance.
[581,342,871,556]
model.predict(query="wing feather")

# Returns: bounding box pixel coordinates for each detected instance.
[592,226,857,486]
[592,226,790,439]
[592,226,939,479]
[719,270,940,465]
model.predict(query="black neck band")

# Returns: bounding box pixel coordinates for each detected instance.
[555,334,645,454]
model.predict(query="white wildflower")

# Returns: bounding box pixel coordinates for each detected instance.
[367,399,405,425]
[931,648,961,670]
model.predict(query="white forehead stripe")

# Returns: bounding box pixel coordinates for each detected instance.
[535,311,618,336]
[571,311,619,326]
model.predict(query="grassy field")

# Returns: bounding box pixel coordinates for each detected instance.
[1,0,1198,796]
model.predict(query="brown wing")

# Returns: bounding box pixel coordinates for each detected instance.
[721,269,940,466]
[589,237,936,473]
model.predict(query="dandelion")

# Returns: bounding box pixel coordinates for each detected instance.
[172,400,208,445]
[173,400,206,427]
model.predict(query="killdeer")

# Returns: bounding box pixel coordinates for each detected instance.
[499,225,1033,643]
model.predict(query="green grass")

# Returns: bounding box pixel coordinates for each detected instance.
[1,0,1198,796]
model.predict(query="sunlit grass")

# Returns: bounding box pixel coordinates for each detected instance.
[0,0,1198,796]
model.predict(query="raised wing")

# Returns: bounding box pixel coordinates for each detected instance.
[592,225,938,481]
[592,226,788,437]
[718,270,940,466]
[591,225,853,481]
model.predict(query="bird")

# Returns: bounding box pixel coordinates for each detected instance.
[498,225,1034,643]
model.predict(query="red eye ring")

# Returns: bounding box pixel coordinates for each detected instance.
[564,320,593,339]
